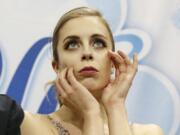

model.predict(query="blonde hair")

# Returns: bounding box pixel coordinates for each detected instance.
[52,6,115,63]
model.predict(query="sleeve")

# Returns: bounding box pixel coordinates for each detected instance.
[0,94,24,135]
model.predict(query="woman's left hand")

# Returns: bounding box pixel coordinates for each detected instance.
[101,50,138,109]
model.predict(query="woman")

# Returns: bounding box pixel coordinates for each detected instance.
[20,7,164,135]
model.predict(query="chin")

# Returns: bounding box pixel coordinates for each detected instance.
[80,78,108,91]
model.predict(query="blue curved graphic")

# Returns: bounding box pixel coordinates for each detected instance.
[114,34,143,58]
[7,37,51,104]
[38,85,58,114]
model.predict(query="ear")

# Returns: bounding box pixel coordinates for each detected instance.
[52,60,59,74]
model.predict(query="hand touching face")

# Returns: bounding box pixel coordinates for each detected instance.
[102,51,138,108]
[55,67,100,116]
[55,16,113,91]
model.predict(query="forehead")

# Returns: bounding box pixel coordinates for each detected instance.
[58,16,111,40]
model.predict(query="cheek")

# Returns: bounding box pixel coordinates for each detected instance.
[100,52,111,70]
[102,62,111,81]
[98,52,112,79]
[58,53,80,69]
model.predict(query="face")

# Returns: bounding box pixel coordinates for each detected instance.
[56,16,113,91]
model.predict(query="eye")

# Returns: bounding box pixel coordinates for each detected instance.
[64,40,79,50]
[93,38,107,48]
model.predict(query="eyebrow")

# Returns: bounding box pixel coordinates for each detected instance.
[63,34,108,43]
[63,36,79,43]
[91,34,108,39]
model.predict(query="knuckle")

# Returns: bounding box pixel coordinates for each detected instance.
[73,83,80,90]
[124,74,132,81]
[61,94,67,99]
[66,90,74,95]
[125,75,130,80]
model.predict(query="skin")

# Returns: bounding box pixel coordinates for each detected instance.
[55,16,112,93]
[20,16,164,135]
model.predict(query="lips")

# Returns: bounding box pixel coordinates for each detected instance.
[79,66,98,76]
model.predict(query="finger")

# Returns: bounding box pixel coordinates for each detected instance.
[108,51,124,65]
[117,50,131,65]
[115,67,120,78]
[110,58,121,79]
[108,51,126,73]
[119,63,127,73]
[55,77,67,98]
[67,67,82,90]
[132,53,138,75]
[58,68,74,95]
[133,53,138,69]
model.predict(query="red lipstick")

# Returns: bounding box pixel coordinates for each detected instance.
[79,66,98,76]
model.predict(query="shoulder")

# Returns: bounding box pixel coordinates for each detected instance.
[21,112,80,135]
[21,112,52,135]
[21,111,39,126]
[20,111,38,134]
[132,123,164,135]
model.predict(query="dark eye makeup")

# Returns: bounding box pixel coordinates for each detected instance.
[92,38,107,48]
[63,37,107,50]
[64,39,79,50]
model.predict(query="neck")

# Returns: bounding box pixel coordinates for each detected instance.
[51,103,108,129]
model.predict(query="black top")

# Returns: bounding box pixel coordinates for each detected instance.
[0,94,24,135]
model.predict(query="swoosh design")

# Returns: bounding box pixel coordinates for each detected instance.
[114,34,143,58]
[38,85,58,114]
[7,37,51,104]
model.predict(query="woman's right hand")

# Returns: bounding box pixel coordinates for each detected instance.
[55,67,100,117]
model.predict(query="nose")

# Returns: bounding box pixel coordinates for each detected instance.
[81,46,93,61]
[82,53,93,60]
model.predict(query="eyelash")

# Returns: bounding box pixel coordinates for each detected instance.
[64,38,107,50]
[64,40,79,50]
[92,38,107,48]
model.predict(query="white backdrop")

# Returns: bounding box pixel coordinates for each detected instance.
[0,0,180,135]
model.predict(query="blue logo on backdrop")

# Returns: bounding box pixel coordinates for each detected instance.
[5,37,57,113]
